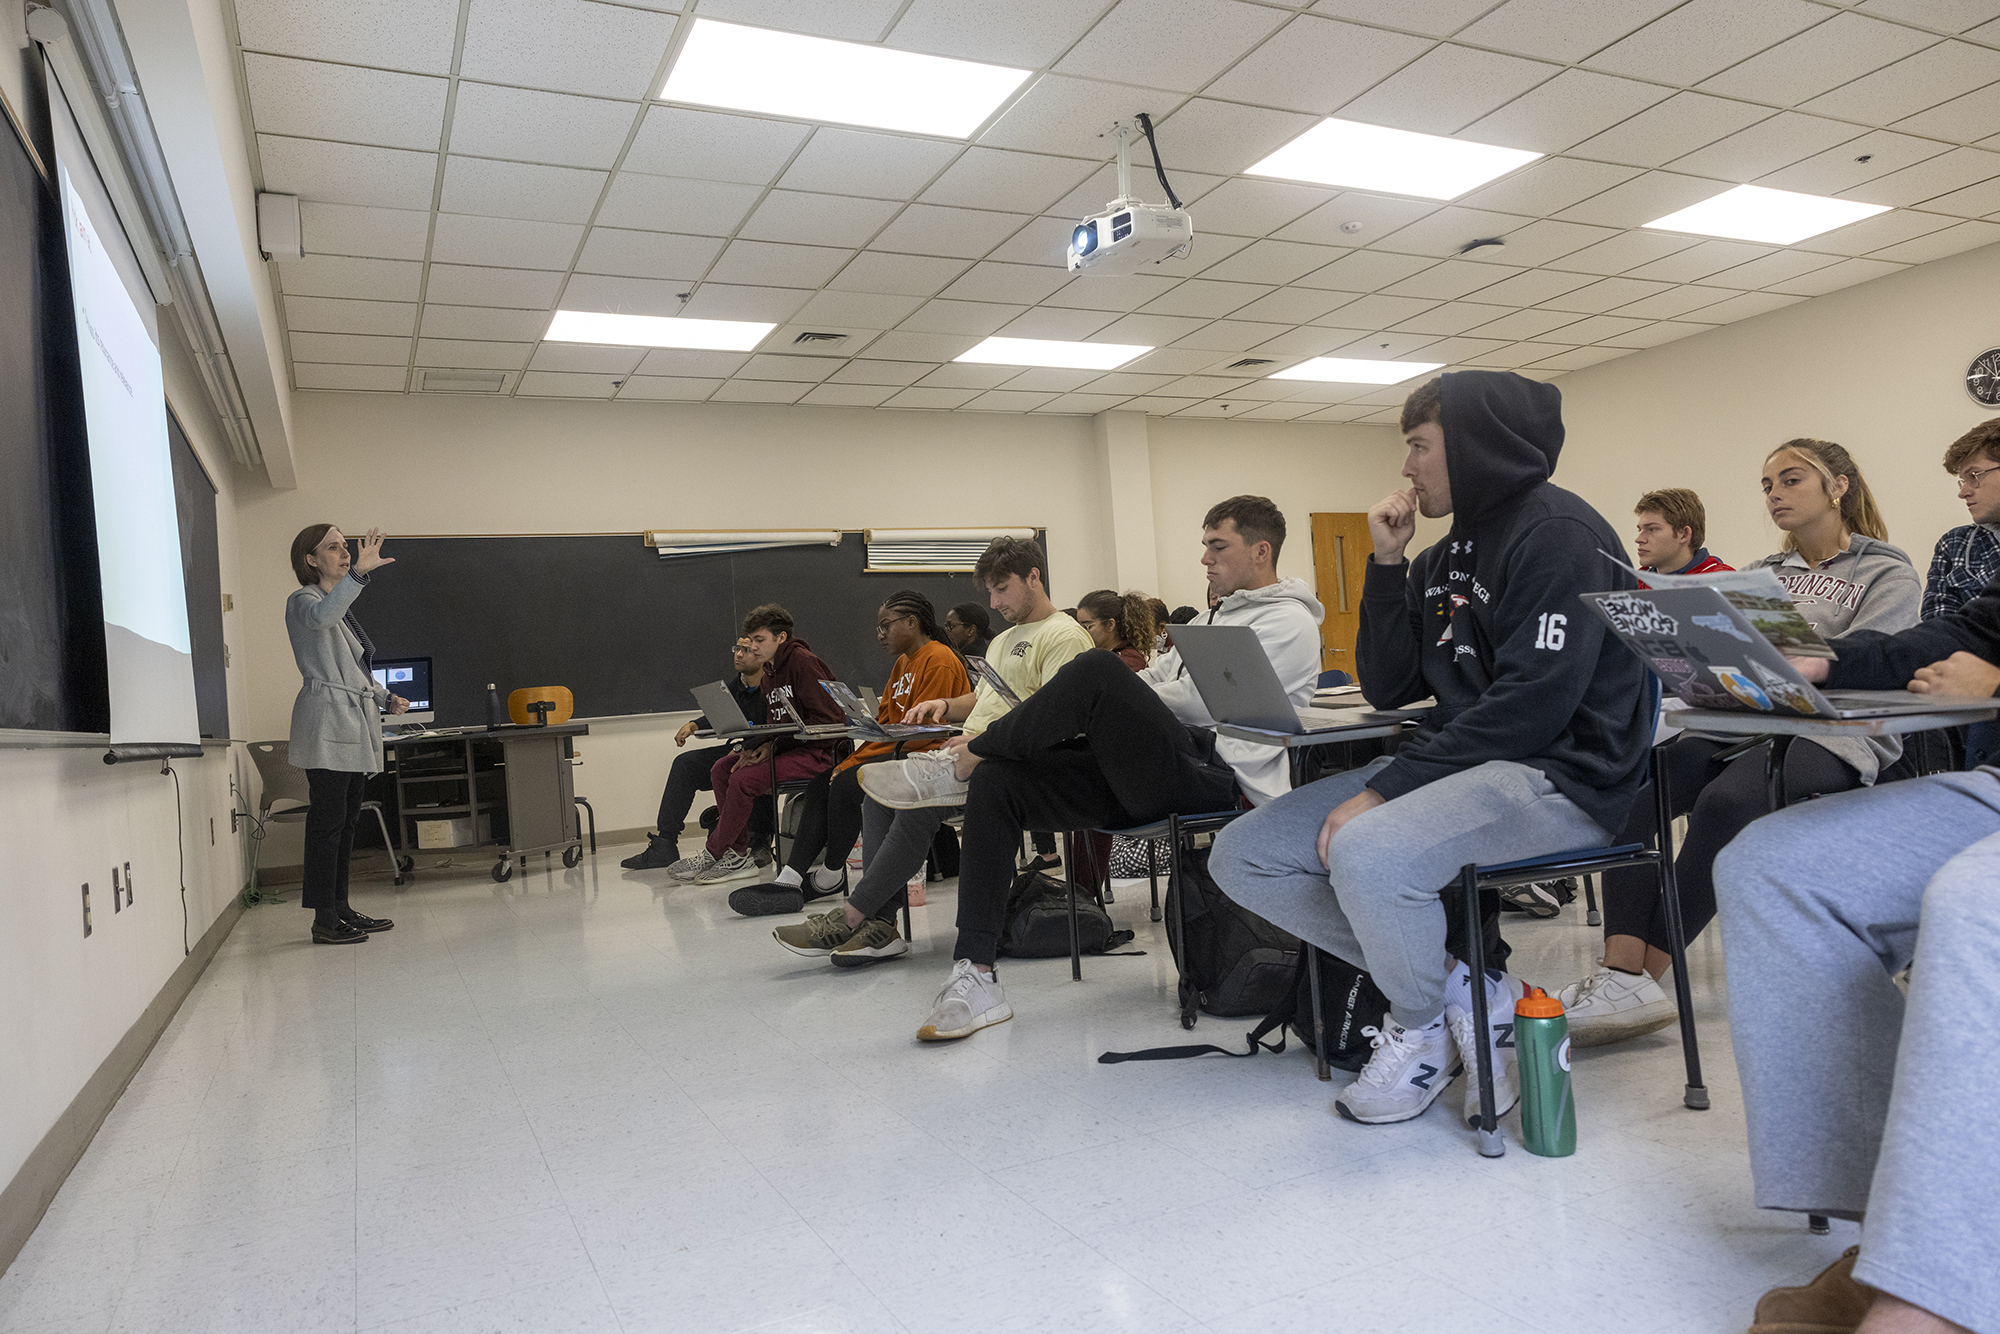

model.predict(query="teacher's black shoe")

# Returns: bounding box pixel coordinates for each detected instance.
[343,912,395,932]
[311,919,368,944]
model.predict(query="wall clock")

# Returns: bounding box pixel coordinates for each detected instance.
[1970,348,2000,407]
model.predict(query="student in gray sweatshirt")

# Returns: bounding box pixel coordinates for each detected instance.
[1558,438,1921,1046]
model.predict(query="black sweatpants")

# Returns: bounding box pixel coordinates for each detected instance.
[785,763,865,876]
[302,768,367,914]
[655,745,773,845]
[956,652,1237,964]
[1602,734,1859,953]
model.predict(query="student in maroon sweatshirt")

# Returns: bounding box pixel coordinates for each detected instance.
[666,603,843,886]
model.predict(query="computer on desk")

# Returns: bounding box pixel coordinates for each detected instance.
[372,655,435,726]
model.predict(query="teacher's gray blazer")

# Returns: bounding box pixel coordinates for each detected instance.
[287,572,390,774]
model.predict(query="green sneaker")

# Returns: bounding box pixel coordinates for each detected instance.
[773,909,854,958]
[830,916,910,969]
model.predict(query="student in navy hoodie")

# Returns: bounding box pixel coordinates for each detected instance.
[1212,371,1651,1130]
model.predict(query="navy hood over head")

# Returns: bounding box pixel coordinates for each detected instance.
[1355,370,1652,834]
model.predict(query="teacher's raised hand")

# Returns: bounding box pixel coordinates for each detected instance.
[355,527,395,575]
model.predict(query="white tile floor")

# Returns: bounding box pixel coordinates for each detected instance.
[1,842,1855,1334]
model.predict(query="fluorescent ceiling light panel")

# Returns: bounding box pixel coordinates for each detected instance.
[1270,357,1445,384]
[1642,184,1890,245]
[660,19,1030,138]
[955,337,1151,370]
[1246,119,1540,201]
[545,310,774,350]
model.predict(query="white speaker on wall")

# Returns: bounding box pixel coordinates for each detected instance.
[255,192,302,262]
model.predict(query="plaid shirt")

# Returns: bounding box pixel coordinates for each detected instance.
[1924,524,2000,621]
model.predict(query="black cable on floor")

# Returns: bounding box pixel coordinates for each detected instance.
[165,760,188,955]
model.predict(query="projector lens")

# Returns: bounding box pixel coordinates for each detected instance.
[1071,221,1097,257]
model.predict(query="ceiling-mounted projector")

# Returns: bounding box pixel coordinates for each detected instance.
[1067,116,1192,275]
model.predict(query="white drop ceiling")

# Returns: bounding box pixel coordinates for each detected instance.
[229,0,2000,422]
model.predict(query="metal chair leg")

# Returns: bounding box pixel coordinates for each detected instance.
[1305,943,1330,1082]
[1146,839,1161,922]
[1169,815,1196,1030]
[368,805,403,886]
[574,796,596,854]
[1463,864,1503,1158]
[1583,873,1600,927]
[1063,832,1082,982]
[1652,746,1709,1111]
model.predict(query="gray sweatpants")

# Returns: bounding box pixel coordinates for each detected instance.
[853,795,946,921]
[1212,757,1609,1028]
[1714,770,2000,1333]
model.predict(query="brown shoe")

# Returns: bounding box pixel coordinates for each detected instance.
[1750,1246,1876,1334]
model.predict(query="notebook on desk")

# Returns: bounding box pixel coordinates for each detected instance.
[1168,624,1425,735]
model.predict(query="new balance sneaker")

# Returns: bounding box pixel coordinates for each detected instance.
[773,910,854,958]
[1333,1018,1455,1124]
[665,849,715,882]
[1558,965,1676,1047]
[860,750,970,810]
[620,836,679,870]
[693,849,758,885]
[1446,966,1523,1129]
[830,917,909,968]
[728,880,806,917]
[916,959,1012,1041]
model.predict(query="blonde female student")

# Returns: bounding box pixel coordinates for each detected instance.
[286,524,405,944]
[1557,439,1921,1044]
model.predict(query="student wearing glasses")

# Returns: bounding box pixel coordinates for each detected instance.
[944,603,992,661]
[1925,419,2000,769]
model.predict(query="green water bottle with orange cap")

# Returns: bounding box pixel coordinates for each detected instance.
[1515,987,1576,1157]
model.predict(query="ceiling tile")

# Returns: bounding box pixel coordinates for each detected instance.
[1188,180,1336,239]
[707,379,812,403]
[438,157,608,224]
[278,254,424,301]
[1412,336,1511,363]
[1538,276,1672,312]
[1203,16,1432,116]
[1583,0,1823,86]
[284,296,417,335]
[594,174,762,236]
[900,299,1028,335]
[1389,301,1515,335]
[448,84,637,170]
[1046,162,1228,221]
[963,390,1060,411]
[634,350,751,377]
[999,367,1103,392]
[574,228,725,281]
[1304,293,1438,328]
[1317,330,1441,359]
[1553,172,1723,228]
[425,263,566,308]
[1666,113,1866,182]
[1460,339,1572,367]
[1043,273,1183,312]
[1294,249,1435,292]
[1373,208,1539,258]
[885,386,983,409]
[419,338,536,369]
[294,363,408,391]
[1247,327,1353,357]
[242,54,447,153]
[799,382,898,406]
[1039,393,1139,413]
[257,135,437,210]
[985,215,1086,267]
[693,0,903,41]
[735,354,841,383]
[1306,0,1496,38]
[1549,229,1701,274]
[1140,279,1272,317]
[1158,375,1255,399]
[556,272,691,316]
[1765,256,1906,296]
[1454,159,1640,220]
[1607,284,1741,318]
[1276,194,1438,246]
[978,77,1187,160]
[861,331,984,361]
[1385,259,1524,300]
[1235,401,1320,420]
[235,0,460,74]
[1171,319,1295,351]
[623,107,811,184]
[919,364,1019,389]
[1115,348,1219,374]
[1859,0,2000,31]
[871,205,1034,259]
[1866,218,2000,262]
[1442,267,1597,305]
[1153,100,1321,179]
[1840,147,2000,207]
[887,0,1100,65]
[1893,82,2000,145]
[738,191,901,248]
[1678,290,1808,322]
[998,307,1121,339]
[777,130,962,200]
[617,376,724,400]
[1623,239,1775,282]
[919,149,1098,214]
[830,359,937,385]
[1757,130,1952,195]
[1147,231,1250,278]
[290,331,411,365]
[827,252,972,296]
[430,214,584,269]
[1454,0,1680,63]
[1196,239,1348,285]
[1699,13,1937,106]
[1461,69,1672,155]
[459,0,677,100]
[519,370,623,398]
[1567,93,1773,169]
[1463,307,1584,340]
[794,290,927,328]
[1088,312,1212,344]
[1467,218,1623,267]
[298,202,431,261]
[937,262,1072,305]
[420,306,554,340]
[1225,288,1358,324]
[1803,39,2000,124]
[1334,44,1562,136]
[1532,345,1635,370]
[676,284,814,322]
[1056,0,1287,93]
[1597,320,1713,348]
[1699,249,1841,288]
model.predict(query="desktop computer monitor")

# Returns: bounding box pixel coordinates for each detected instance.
[371,656,434,725]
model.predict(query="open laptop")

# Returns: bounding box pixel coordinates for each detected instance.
[689,681,796,739]
[964,655,1023,708]
[1168,624,1424,734]
[1578,580,1992,720]
[767,689,853,740]
[821,681,957,741]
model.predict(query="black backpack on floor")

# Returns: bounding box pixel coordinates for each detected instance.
[997,868,1136,958]
[1166,845,1300,1019]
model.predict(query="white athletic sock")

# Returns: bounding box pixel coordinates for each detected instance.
[773,866,803,888]
[810,866,844,890]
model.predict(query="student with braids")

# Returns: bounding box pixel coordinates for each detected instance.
[1074,589,1157,671]
[729,591,969,922]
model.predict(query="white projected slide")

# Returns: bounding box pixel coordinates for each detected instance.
[58,156,199,753]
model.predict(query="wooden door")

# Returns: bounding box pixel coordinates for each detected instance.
[1310,513,1371,682]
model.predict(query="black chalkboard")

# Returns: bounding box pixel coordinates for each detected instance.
[168,412,228,738]
[350,533,1035,725]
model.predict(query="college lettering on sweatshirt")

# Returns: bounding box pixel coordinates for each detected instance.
[1775,571,1865,612]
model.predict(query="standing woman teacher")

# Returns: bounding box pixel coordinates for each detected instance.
[287,524,405,944]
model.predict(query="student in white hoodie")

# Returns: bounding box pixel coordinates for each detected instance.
[867,496,1323,1041]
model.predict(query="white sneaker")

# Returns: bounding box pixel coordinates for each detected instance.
[1334,1018,1455,1124]
[1446,965,1523,1129]
[1558,965,1676,1047]
[693,848,759,885]
[861,750,970,810]
[666,849,715,882]
[916,959,1012,1041]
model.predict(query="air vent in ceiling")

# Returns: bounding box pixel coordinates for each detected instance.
[1226,358,1275,370]
[793,331,849,345]
[419,370,507,393]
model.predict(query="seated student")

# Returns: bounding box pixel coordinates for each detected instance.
[773,537,1092,966]
[944,602,992,660]
[1146,597,1171,654]
[1209,372,1651,1127]
[667,604,844,886]
[1558,439,1919,1045]
[882,496,1322,1041]
[1925,417,2000,769]
[728,591,969,918]
[1714,587,2000,1334]
[1074,588,1157,670]
[1632,486,1731,580]
[623,639,773,870]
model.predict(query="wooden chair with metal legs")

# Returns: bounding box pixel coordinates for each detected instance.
[1060,810,1242,998]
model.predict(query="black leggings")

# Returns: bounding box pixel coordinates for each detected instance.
[302,768,367,913]
[785,764,865,876]
[1602,735,1860,953]
[955,652,1237,964]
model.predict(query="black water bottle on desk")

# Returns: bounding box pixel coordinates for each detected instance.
[486,683,506,729]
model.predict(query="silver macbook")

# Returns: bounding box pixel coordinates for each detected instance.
[689,681,796,738]
[1167,624,1420,734]
[821,681,956,741]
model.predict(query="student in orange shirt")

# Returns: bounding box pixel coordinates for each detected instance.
[728,590,969,919]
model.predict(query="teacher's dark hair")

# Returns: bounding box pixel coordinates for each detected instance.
[290,523,336,586]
